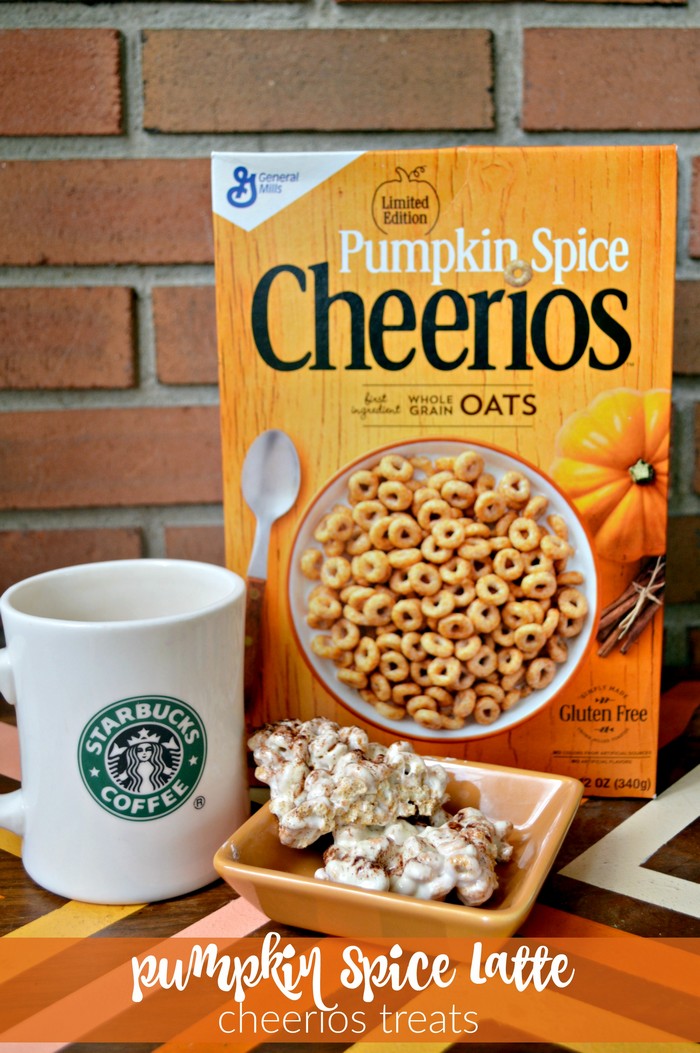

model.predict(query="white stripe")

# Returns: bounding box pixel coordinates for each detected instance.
[560,764,700,918]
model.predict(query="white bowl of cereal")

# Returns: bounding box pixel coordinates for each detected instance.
[288,439,598,742]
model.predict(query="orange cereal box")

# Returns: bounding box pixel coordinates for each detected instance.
[212,147,676,796]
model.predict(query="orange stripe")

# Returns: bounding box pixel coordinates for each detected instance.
[0,722,20,781]
[4,900,145,941]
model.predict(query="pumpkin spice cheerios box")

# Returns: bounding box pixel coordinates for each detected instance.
[212,146,676,797]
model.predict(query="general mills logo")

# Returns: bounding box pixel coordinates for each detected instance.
[78,696,207,822]
[227,165,257,209]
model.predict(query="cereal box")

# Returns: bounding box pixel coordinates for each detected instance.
[212,147,676,796]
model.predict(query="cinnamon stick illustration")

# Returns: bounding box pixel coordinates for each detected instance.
[597,556,665,657]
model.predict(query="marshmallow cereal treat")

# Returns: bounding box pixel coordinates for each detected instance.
[299,449,588,732]
[315,806,513,906]
[248,717,449,848]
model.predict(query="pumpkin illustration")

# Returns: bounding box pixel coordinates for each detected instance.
[551,388,670,564]
[372,166,440,236]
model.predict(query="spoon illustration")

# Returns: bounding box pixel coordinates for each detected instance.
[241,429,301,709]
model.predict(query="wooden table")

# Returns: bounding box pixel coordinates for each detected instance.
[0,679,698,1050]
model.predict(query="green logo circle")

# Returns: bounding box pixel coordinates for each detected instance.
[78,695,207,822]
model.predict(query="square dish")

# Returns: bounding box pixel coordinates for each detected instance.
[213,758,583,939]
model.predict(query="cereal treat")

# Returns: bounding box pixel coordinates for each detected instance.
[300,449,589,732]
[315,806,513,907]
[248,717,448,848]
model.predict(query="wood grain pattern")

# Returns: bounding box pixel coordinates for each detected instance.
[0,692,697,1053]
[0,695,696,942]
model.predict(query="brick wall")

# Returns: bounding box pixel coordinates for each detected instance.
[0,2,698,671]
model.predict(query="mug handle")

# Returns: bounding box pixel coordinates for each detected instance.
[0,649,25,836]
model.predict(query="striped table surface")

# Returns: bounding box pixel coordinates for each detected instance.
[0,681,697,1052]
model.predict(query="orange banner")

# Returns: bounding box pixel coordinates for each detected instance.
[0,934,697,1044]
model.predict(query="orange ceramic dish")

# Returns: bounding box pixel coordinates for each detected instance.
[214,757,583,940]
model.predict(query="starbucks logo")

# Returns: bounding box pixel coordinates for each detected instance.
[78,696,207,821]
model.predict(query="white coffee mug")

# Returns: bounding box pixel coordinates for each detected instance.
[0,558,248,904]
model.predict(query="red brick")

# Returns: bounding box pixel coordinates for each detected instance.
[0,528,142,597]
[0,287,135,390]
[0,407,222,510]
[523,30,700,130]
[0,29,122,136]
[674,282,700,374]
[0,160,212,266]
[666,518,700,604]
[164,525,226,567]
[153,286,218,385]
[142,30,493,132]
[691,158,700,258]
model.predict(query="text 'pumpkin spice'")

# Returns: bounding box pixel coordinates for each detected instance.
[212,146,676,796]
